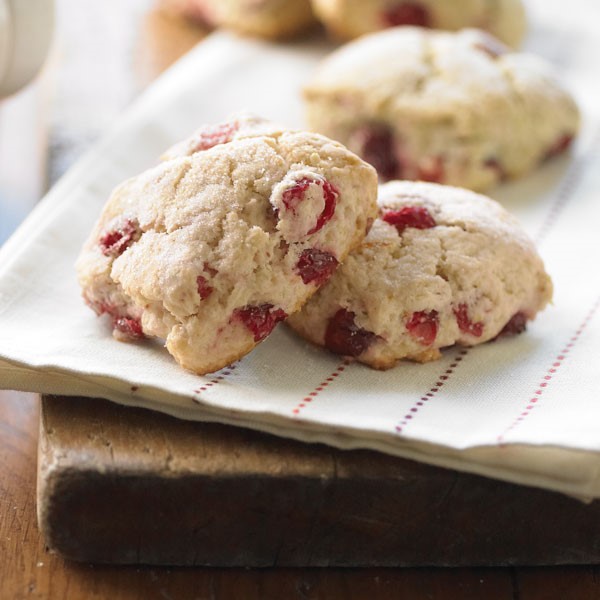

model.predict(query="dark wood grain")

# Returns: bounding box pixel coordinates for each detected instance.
[38,395,600,568]
[516,567,600,600]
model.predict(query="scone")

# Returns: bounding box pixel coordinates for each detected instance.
[76,114,378,375]
[160,0,316,39]
[287,181,553,369]
[311,0,527,47]
[304,27,580,192]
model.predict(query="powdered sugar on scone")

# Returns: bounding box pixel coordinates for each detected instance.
[305,27,580,192]
[76,115,377,375]
[287,181,553,369]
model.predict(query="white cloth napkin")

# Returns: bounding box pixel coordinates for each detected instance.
[2,0,600,499]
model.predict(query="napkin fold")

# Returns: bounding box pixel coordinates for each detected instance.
[2,1,600,499]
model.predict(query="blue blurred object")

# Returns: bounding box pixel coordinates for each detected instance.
[0,191,29,245]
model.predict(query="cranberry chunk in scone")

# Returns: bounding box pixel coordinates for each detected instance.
[287,181,553,369]
[296,248,339,286]
[324,308,379,358]
[305,27,579,192]
[232,304,288,342]
[406,310,439,346]
[310,0,527,47]
[382,3,431,28]
[76,114,378,374]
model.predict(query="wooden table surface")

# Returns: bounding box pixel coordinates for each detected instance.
[1,1,600,598]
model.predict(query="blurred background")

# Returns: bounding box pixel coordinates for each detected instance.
[0,0,207,244]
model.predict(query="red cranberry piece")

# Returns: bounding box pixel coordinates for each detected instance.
[191,121,239,153]
[84,296,144,339]
[196,276,213,300]
[99,219,139,257]
[203,262,218,277]
[545,134,574,161]
[197,263,218,300]
[324,309,378,357]
[308,180,339,234]
[417,156,445,183]
[406,310,439,345]
[233,304,288,342]
[454,303,484,337]
[382,2,431,27]
[113,317,144,339]
[498,312,528,337]
[382,205,436,234]
[484,157,507,181]
[281,177,339,235]
[296,248,339,286]
[353,124,400,181]
[282,178,312,213]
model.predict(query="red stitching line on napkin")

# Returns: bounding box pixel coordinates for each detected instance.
[497,295,600,444]
[395,348,469,434]
[292,359,350,416]
[535,129,600,245]
[192,364,237,400]
[391,131,598,437]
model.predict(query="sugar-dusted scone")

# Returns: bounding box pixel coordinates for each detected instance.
[304,27,580,192]
[310,0,527,47]
[287,181,553,369]
[76,114,378,375]
[160,0,316,39]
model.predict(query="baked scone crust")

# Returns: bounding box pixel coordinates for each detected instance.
[287,180,553,369]
[76,115,378,374]
[311,0,527,47]
[305,27,580,192]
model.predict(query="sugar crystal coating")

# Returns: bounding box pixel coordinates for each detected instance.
[288,181,553,369]
[77,114,378,374]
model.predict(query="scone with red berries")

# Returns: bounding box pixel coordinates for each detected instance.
[161,0,316,39]
[287,181,553,369]
[310,0,527,47]
[305,27,580,192]
[76,114,378,375]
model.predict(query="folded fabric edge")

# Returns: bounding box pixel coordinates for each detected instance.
[2,362,599,501]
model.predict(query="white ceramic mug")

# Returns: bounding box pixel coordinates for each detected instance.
[0,0,54,98]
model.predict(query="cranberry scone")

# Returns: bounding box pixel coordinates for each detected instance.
[287,181,553,369]
[310,0,527,47]
[160,0,316,39]
[304,27,580,192]
[76,114,378,375]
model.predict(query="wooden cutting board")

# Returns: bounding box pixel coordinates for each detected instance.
[33,3,600,570]
[37,394,600,567]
